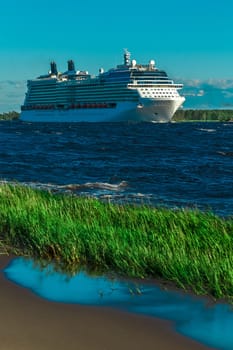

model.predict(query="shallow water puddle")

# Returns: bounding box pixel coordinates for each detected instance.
[4,257,233,350]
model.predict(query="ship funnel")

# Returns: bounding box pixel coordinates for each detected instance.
[68,60,75,72]
[50,61,58,75]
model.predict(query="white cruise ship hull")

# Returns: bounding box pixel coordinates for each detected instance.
[20,97,185,123]
[20,50,186,123]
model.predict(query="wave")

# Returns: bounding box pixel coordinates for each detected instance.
[0,180,155,205]
[217,151,233,157]
[0,180,128,194]
[61,181,128,191]
[197,128,216,132]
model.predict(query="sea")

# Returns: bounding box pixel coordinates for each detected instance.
[0,119,233,217]
[2,119,233,349]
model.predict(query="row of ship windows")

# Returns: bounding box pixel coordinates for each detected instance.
[25,97,138,104]
[141,94,177,98]
[30,81,130,88]
[28,92,135,98]
[28,85,131,93]
[29,82,174,90]
[29,87,133,93]
[27,96,139,103]
[27,93,138,101]
[140,88,176,92]
[141,91,178,95]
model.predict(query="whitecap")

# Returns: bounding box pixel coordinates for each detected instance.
[197,128,216,133]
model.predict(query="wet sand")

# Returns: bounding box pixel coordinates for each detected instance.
[0,256,213,350]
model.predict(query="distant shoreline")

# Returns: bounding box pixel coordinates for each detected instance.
[0,111,19,120]
[0,109,233,122]
[173,109,233,122]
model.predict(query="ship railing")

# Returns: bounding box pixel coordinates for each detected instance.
[127,83,180,88]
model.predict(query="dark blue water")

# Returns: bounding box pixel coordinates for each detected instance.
[1,120,233,349]
[0,120,233,216]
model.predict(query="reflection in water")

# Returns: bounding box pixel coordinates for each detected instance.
[4,257,233,350]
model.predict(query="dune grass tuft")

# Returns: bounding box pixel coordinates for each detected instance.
[0,183,233,300]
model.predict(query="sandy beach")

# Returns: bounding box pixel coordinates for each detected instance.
[0,256,214,350]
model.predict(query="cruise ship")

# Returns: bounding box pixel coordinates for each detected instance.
[20,50,185,122]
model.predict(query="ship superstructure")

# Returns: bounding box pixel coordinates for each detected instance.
[20,50,185,122]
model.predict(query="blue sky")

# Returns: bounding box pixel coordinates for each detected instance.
[0,0,233,112]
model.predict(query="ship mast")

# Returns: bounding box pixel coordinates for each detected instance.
[124,49,131,66]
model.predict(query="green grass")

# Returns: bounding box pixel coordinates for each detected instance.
[0,183,233,300]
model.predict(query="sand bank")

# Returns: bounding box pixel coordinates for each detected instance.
[0,256,213,350]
